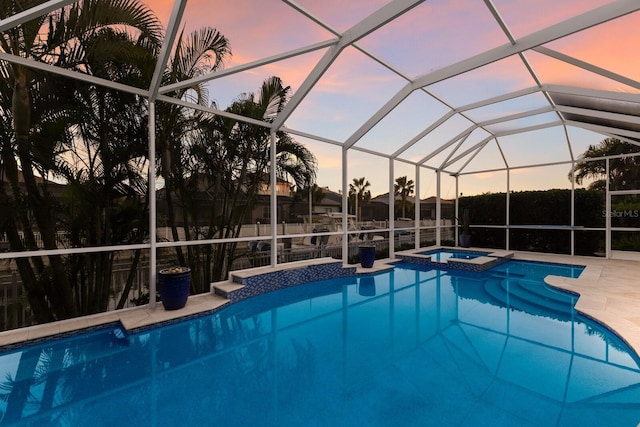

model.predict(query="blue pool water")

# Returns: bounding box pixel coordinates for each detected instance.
[1,260,639,426]
[420,249,489,262]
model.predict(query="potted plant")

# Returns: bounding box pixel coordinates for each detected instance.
[358,243,376,268]
[458,208,471,248]
[158,266,191,310]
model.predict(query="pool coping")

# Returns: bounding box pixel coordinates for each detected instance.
[0,250,639,359]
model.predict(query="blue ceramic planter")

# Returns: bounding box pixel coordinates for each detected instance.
[158,267,191,310]
[359,245,376,268]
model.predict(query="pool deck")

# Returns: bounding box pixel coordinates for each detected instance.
[0,250,639,358]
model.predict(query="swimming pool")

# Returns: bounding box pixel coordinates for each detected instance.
[0,260,639,426]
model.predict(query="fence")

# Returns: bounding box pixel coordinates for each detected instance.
[0,223,452,331]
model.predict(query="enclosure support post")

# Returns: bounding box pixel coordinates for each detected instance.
[570,163,575,256]
[270,131,278,267]
[455,176,459,246]
[148,101,157,308]
[436,170,441,245]
[389,159,395,259]
[415,165,420,249]
[342,147,349,264]
[605,158,611,259]
[506,168,510,251]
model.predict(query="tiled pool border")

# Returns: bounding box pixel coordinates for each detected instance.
[222,260,356,302]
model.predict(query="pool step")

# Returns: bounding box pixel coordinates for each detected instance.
[211,280,243,299]
[482,278,575,319]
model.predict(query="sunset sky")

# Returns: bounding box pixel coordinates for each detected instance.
[148,0,640,199]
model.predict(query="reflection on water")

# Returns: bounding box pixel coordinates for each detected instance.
[358,276,376,296]
[0,262,638,426]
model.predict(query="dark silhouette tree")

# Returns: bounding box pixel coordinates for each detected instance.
[179,77,317,287]
[0,0,162,322]
[394,176,414,218]
[571,137,640,191]
[349,177,371,221]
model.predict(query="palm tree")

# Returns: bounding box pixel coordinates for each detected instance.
[0,0,162,322]
[174,76,317,287]
[61,26,161,313]
[394,176,414,218]
[291,184,323,227]
[571,138,640,191]
[309,184,325,211]
[349,177,371,222]
[155,26,231,275]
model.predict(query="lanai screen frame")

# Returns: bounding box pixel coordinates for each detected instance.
[0,0,639,311]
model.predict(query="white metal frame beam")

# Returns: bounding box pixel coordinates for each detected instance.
[0,51,149,97]
[272,0,426,130]
[0,0,77,32]
[457,86,540,112]
[477,106,555,127]
[413,0,640,89]
[418,125,477,165]
[556,105,640,126]
[158,38,338,96]
[445,135,495,170]
[148,0,188,101]
[343,0,640,152]
[535,46,640,90]
[542,84,640,103]
[390,111,457,158]
[567,120,640,141]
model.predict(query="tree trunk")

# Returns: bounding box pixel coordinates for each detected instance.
[12,64,77,321]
